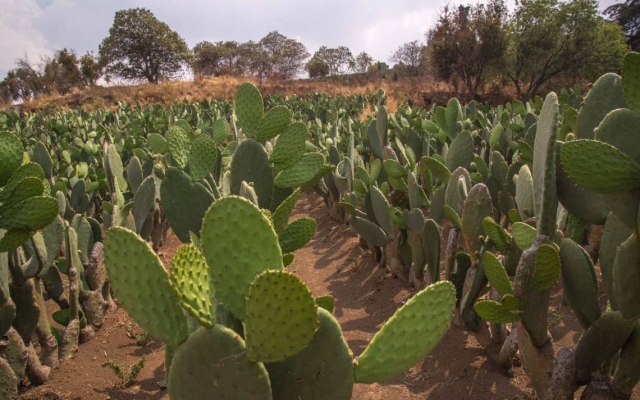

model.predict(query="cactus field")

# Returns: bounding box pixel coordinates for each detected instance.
[2,52,640,400]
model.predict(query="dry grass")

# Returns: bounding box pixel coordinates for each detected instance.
[15,75,516,114]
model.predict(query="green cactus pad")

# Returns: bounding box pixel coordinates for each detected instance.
[596,109,640,165]
[315,295,335,313]
[612,322,640,396]
[474,300,520,323]
[1,196,58,231]
[167,126,191,169]
[105,143,127,193]
[188,133,218,182]
[0,229,32,253]
[482,217,512,253]
[255,106,291,142]
[147,133,169,154]
[422,156,451,183]
[461,183,492,265]
[443,205,461,229]
[382,159,406,179]
[430,185,446,224]
[132,176,156,233]
[0,131,23,186]
[561,139,640,193]
[161,167,214,243]
[201,196,283,320]
[600,212,632,310]
[279,218,316,254]
[32,141,52,179]
[170,244,215,328]
[560,238,601,329]
[0,357,18,400]
[270,122,307,170]
[512,222,536,250]
[484,252,513,296]
[272,188,301,235]
[104,227,188,345]
[556,143,610,224]
[445,130,474,171]
[4,177,44,207]
[622,52,640,113]
[370,186,392,235]
[212,118,230,144]
[169,325,272,399]
[355,281,455,383]
[0,163,45,205]
[267,308,354,400]
[445,167,471,217]
[613,234,640,320]
[235,83,264,137]
[515,164,535,221]
[577,73,627,139]
[502,294,522,311]
[530,244,560,291]
[351,216,387,247]
[230,139,274,209]
[575,311,634,385]
[274,153,327,189]
[245,270,318,363]
[423,219,441,283]
[532,92,558,237]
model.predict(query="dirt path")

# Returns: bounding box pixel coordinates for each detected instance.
[19,192,625,399]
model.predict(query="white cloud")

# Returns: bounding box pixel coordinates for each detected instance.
[0,0,52,76]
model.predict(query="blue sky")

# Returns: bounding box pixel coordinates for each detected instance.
[0,0,620,79]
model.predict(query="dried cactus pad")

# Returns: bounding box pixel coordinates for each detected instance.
[201,196,283,320]
[267,308,354,400]
[245,270,318,363]
[169,325,272,400]
[354,281,456,383]
[170,244,215,328]
[103,227,187,346]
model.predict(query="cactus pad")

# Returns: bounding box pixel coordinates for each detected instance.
[354,281,455,383]
[600,212,632,310]
[0,131,23,186]
[212,118,230,144]
[230,139,274,209]
[245,270,318,363]
[161,167,214,243]
[267,308,354,400]
[515,164,535,220]
[167,126,191,170]
[512,222,536,250]
[170,245,215,328]
[255,106,291,142]
[423,156,451,183]
[235,83,264,137]
[577,73,627,139]
[560,139,640,193]
[147,133,169,154]
[482,217,512,253]
[530,244,560,291]
[270,123,307,170]
[315,295,334,313]
[275,153,327,188]
[188,133,218,182]
[533,92,558,237]
[351,216,387,247]
[1,196,59,231]
[104,227,187,345]
[560,238,601,328]
[201,196,283,320]
[461,183,492,265]
[445,130,474,171]
[279,217,316,254]
[132,176,156,233]
[474,300,520,323]
[613,234,640,320]
[445,167,471,217]
[484,252,513,296]
[623,52,640,113]
[168,325,272,400]
[272,188,301,235]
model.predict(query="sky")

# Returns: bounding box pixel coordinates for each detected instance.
[0,0,622,79]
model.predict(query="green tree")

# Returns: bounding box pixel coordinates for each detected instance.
[99,8,192,84]
[305,57,329,78]
[507,0,627,100]
[605,0,640,52]
[257,31,309,80]
[192,41,245,78]
[79,51,106,86]
[354,52,374,74]
[390,40,428,78]
[308,46,354,76]
[427,0,509,99]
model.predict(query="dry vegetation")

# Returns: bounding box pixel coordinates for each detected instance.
[15,75,517,114]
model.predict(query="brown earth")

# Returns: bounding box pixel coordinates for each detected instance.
[17,192,638,399]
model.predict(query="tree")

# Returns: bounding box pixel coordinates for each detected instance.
[192,41,245,78]
[605,0,640,52]
[390,40,428,77]
[353,52,374,74]
[305,58,330,78]
[79,52,106,86]
[257,31,309,80]
[427,0,509,99]
[308,46,354,76]
[99,8,192,84]
[507,0,627,100]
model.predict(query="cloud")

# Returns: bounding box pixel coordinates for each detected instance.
[0,0,51,77]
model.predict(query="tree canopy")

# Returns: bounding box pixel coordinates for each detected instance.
[605,0,640,52]
[99,8,192,84]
